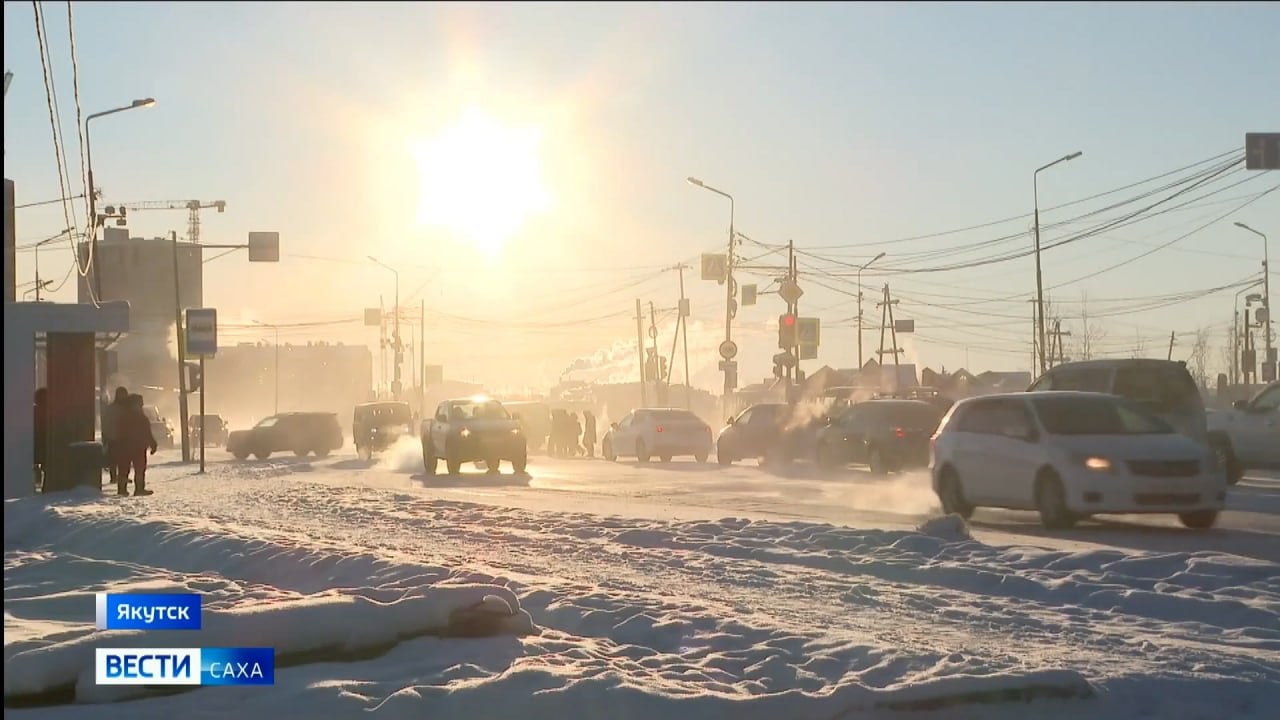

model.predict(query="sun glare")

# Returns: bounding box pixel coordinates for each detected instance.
[414,108,550,257]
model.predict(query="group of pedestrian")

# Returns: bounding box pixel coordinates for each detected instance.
[547,409,597,458]
[101,386,158,497]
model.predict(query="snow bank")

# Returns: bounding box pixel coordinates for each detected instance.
[4,498,533,703]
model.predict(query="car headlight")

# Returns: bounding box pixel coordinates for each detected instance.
[511,427,522,435]
[459,427,471,438]
[1073,454,1114,472]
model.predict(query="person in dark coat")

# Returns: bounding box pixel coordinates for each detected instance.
[102,387,129,486]
[34,388,48,491]
[116,394,157,496]
[571,413,583,457]
[582,410,597,459]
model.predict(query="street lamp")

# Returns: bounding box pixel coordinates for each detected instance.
[367,256,402,399]
[253,320,280,414]
[85,97,156,300]
[857,251,886,368]
[31,226,73,301]
[1234,282,1263,385]
[1234,222,1272,360]
[1032,150,1083,375]
[686,176,736,410]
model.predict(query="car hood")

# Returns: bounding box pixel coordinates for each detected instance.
[1051,433,1206,461]
[456,419,521,432]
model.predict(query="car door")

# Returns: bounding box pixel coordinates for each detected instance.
[430,404,450,453]
[1237,384,1280,466]
[987,399,1044,509]
[947,400,1001,501]
[824,405,866,463]
[727,407,754,456]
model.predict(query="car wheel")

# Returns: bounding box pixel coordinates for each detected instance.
[294,448,309,457]
[1035,471,1076,529]
[1178,510,1218,529]
[695,452,709,463]
[717,448,733,466]
[446,444,462,475]
[603,440,617,462]
[254,451,271,460]
[422,439,437,475]
[511,450,528,474]
[868,448,888,475]
[937,466,974,519]
[485,456,501,474]
[357,445,372,462]
[636,440,650,463]
[232,450,249,461]
[315,448,331,458]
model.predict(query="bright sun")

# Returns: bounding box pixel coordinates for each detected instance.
[414,108,550,256]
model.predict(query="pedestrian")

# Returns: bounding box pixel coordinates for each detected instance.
[583,410,597,459]
[571,412,584,457]
[34,388,48,491]
[117,394,157,496]
[550,410,565,457]
[102,386,129,487]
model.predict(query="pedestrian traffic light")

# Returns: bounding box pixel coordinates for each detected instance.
[778,313,798,348]
[184,361,202,393]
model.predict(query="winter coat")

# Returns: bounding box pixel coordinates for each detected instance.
[102,398,129,443]
[119,406,158,455]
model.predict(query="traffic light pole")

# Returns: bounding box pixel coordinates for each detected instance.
[198,354,206,474]
[787,239,797,387]
[171,230,191,463]
[635,299,648,407]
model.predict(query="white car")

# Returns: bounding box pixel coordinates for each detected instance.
[931,391,1226,530]
[602,408,713,463]
[1208,381,1280,472]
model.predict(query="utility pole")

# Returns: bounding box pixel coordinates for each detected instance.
[667,263,693,408]
[857,252,886,369]
[1167,330,1176,361]
[686,177,736,416]
[171,230,191,463]
[876,285,904,394]
[1033,151,1084,376]
[635,299,648,407]
[420,299,426,418]
[787,239,798,387]
[1049,320,1071,366]
[649,301,665,405]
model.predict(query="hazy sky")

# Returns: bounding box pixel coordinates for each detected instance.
[5,1,1278,392]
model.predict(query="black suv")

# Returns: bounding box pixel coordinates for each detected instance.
[226,412,344,460]
[814,399,944,474]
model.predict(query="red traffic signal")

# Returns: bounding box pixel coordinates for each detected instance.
[781,314,796,326]
[778,314,798,348]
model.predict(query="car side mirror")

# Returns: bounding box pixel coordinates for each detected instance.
[726,417,735,425]
[1232,399,1249,411]
[611,422,619,430]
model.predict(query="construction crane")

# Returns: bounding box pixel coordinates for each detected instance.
[100,200,227,244]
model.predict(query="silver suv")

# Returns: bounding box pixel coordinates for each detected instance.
[1025,359,1241,483]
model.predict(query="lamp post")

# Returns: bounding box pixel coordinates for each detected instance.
[857,251,886,368]
[368,256,402,399]
[1033,150,1083,375]
[85,97,156,299]
[85,98,155,412]
[1233,283,1262,385]
[253,320,280,414]
[686,177,735,412]
[1234,222,1272,363]
[1245,293,1264,385]
[31,227,73,301]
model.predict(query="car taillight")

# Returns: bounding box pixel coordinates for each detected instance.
[894,427,906,439]
[656,425,664,433]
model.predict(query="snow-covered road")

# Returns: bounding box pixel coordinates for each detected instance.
[5,446,1279,719]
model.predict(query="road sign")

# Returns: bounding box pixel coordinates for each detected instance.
[742,284,757,306]
[364,308,382,326]
[678,298,690,317]
[718,360,737,372]
[185,308,217,356]
[779,280,803,304]
[797,317,820,345]
[1264,361,1277,383]
[247,232,280,262]
[894,318,916,333]
[701,253,727,283]
[648,324,658,339]
[718,339,738,360]
[1245,132,1280,170]
[798,344,818,361]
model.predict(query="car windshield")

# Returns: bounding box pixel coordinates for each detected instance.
[364,405,411,424]
[1113,365,1200,414]
[451,401,511,420]
[255,417,278,429]
[1032,396,1174,435]
[880,402,944,429]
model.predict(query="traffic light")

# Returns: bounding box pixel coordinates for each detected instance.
[778,313,797,348]
[184,361,203,393]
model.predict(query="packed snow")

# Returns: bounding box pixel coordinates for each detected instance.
[5,454,1280,718]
